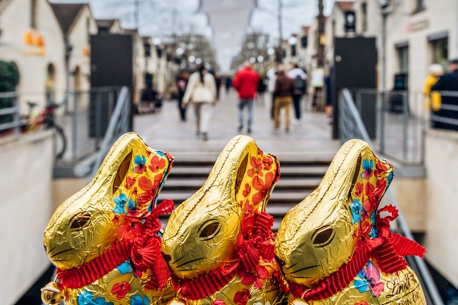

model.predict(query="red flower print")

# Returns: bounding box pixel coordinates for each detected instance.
[233,289,250,305]
[247,157,263,178]
[117,217,143,239]
[262,156,274,171]
[111,281,131,299]
[212,299,225,305]
[242,183,251,197]
[148,155,166,173]
[355,182,364,197]
[355,302,369,305]
[125,177,136,189]
[374,161,389,178]
[137,175,163,205]
[252,172,274,205]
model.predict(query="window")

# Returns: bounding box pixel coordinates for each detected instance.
[431,38,448,71]
[413,0,425,13]
[31,0,38,28]
[397,46,409,73]
[332,19,336,38]
[361,2,367,32]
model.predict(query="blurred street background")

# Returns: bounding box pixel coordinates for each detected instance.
[1,0,458,304]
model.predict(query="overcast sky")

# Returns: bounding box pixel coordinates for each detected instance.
[53,0,336,40]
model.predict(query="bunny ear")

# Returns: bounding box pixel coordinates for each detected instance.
[234,147,280,214]
[346,143,394,237]
[106,133,174,217]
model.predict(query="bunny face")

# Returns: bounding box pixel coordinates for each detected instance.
[162,135,280,280]
[44,133,174,270]
[276,139,393,287]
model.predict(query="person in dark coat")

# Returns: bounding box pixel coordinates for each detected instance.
[431,59,458,131]
[176,70,189,121]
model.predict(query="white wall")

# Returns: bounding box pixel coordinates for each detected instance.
[0,131,54,305]
[0,0,65,110]
[424,129,458,288]
[385,0,458,95]
[68,6,98,93]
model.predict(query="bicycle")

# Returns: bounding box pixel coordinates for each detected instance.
[21,101,67,160]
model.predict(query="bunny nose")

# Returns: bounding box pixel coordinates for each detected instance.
[163,254,172,266]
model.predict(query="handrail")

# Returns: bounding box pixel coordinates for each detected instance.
[90,86,130,177]
[339,88,444,305]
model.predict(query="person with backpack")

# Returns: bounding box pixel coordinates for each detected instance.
[288,63,307,123]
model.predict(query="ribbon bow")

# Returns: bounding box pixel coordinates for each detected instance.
[56,200,174,290]
[289,205,426,301]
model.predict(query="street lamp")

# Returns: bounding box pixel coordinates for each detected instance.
[257,55,264,63]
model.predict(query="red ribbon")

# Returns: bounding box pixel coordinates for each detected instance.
[178,212,275,300]
[289,205,426,301]
[56,200,174,290]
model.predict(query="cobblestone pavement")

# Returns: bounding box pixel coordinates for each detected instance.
[134,90,341,161]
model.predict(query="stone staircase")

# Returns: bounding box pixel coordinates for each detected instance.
[157,157,331,231]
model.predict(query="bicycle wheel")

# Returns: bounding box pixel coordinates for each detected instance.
[53,124,67,160]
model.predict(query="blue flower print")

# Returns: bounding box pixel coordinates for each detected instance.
[354,261,384,297]
[78,290,114,305]
[131,295,151,305]
[368,212,378,238]
[128,198,137,212]
[114,193,128,214]
[361,159,374,180]
[133,155,147,174]
[369,226,378,238]
[350,199,362,224]
[117,261,133,274]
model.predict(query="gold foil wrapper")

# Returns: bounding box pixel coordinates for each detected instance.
[162,135,286,305]
[42,133,175,305]
[275,139,426,304]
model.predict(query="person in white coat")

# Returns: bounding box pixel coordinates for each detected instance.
[182,64,217,141]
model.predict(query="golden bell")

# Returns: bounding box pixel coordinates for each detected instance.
[41,282,64,305]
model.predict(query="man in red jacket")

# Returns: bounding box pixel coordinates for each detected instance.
[232,61,260,133]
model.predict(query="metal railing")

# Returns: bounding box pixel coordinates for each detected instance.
[429,90,458,130]
[90,87,131,177]
[349,89,425,165]
[0,87,130,177]
[339,88,444,305]
[0,91,21,137]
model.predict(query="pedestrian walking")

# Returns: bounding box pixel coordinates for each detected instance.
[224,75,232,93]
[423,64,443,113]
[232,61,260,133]
[288,63,307,123]
[274,66,295,132]
[324,67,333,125]
[266,63,278,120]
[176,70,189,121]
[214,73,222,100]
[431,59,458,131]
[182,64,217,141]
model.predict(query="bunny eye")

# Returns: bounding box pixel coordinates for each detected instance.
[70,212,91,230]
[199,221,221,240]
[313,227,334,247]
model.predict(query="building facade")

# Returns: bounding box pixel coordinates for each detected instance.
[0,0,66,109]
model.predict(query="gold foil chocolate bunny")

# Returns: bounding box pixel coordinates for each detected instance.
[275,139,427,305]
[42,133,176,305]
[162,135,286,305]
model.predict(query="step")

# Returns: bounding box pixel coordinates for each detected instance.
[162,177,322,191]
[167,165,328,178]
[157,190,310,205]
